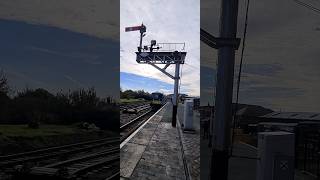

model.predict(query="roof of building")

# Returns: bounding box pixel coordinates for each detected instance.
[260,112,320,121]
[235,104,273,117]
[258,122,299,126]
[198,104,273,117]
[152,92,163,95]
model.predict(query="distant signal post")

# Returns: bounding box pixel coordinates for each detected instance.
[125,24,146,53]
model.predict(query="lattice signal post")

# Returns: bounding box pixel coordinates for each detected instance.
[125,24,186,127]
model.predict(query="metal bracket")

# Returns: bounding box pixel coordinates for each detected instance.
[215,37,241,49]
[200,28,241,50]
[163,63,170,70]
[149,63,175,79]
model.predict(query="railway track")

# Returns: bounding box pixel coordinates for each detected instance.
[23,147,119,180]
[0,102,161,180]
[120,102,152,127]
[0,137,118,168]
[120,110,154,142]
[0,137,119,180]
[120,102,162,143]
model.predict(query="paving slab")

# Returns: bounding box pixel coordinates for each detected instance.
[120,143,146,178]
[120,103,187,180]
[178,104,201,180]
[120,114,162,178]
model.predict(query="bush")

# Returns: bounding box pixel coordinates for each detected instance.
[0,87,118,131]
[28,120,39,129]
[120,89,153,100]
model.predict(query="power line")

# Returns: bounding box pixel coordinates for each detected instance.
[230,0,251,157]
[293,0,320,14]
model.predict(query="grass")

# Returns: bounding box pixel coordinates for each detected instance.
[150,100,161,104]
[0,124,78,137]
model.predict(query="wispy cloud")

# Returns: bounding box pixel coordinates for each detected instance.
[120,0,200,96]
[64,74,86,88]
[0,0,119,40]
[28,46,103,65]
[201,0,320,111]
[159,88,172,94]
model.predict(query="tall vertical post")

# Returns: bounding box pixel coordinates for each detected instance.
[172,62,180,127]
[139,31,143,50]
[138,24,146,52]
[211,0,239,179]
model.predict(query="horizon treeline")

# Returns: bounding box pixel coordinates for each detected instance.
[120,88,163,101]
[0,71,119,131]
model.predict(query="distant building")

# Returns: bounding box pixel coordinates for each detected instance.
[151,92,164,101]
[244,112,320,134]
[193,98,200,110]
[259,112,320,123]
[197,103,273,130]
[164,93,189,103]
[165,94,174,103]
[179,94,188,100]
[166,94,173,98]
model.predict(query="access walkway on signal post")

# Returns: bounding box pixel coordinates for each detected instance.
[120,103,190,180]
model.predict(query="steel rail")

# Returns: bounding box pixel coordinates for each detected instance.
[0,138,119,167]
[44,148,118,168]
[120,109,152,129]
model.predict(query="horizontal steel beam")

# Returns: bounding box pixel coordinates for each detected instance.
[136,51,186,64]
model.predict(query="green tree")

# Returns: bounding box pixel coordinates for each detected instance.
[0,70,9,95]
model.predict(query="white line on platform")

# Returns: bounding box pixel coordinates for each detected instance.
[120,103,168,149]
[239,141,258,150]
[176,115,192,180]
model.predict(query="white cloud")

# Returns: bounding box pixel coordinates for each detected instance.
[120,0,200,96]
[201,0,320,112]
[27,46,103,65]
[0,0,119,40]
[159,89,172,95]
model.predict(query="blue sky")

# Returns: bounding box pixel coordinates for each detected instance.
[0,1,119,98]
[120,72,173,94]
[0,19,119,98]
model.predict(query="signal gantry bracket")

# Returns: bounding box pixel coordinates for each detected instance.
[136,50,186,80]
[200,28,241,49]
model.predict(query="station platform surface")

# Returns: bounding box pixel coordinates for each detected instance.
[178,103,200,180]
[120,102,200,180]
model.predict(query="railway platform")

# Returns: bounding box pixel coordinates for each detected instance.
[120,102,200,180]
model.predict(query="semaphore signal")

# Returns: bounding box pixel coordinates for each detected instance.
[125,23,186,127]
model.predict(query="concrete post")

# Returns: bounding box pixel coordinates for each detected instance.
[172,62,180,127]
[211,0,239,179]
